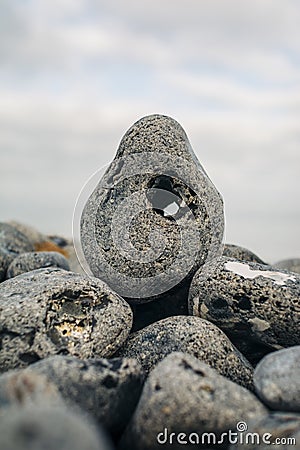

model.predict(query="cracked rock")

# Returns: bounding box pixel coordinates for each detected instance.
[0,268,133,373]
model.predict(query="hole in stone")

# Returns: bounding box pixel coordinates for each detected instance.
[211,298,228,309]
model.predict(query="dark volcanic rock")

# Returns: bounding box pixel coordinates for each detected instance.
[80,114,224,303]
[116,315,253,389]
[0,405,113,450]
[6,251,70,278]
[0,223,34,281]
[223,244,266,264]
[254,346,300,412]
[121,352,267,450]
[0,268,132,373]
[189,256,300,348]
[26,355,144,437]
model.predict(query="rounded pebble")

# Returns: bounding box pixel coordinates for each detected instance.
[121,352,267,450]
[0,268,133,372]
[189,256,300,348]
[254,346,300,412]
[0,223,34,281]
[274,258,300,275]
[116,315,253,389]
[229,413,300,450]
[6,251,70,278]
[27,355,144,437]
[223,243,266,264]
[0,405,113,450]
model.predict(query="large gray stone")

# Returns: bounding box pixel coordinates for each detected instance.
[223,244,265,264]
[120,352,266,450]
[189,256,300,348]
[80,114,224,302]
[0,268,132,373]
[254,346,300,412]
[116,315,253,389]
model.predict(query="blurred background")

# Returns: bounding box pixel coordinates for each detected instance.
[1,0,299,263]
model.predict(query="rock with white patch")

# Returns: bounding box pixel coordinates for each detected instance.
[189,256,300,349]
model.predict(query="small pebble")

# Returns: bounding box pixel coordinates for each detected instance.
[254,346,300,412]
[27,355,144,437]
[0,405,113,450]
[120,352,267,450]
[116,315,253,389]
[189,256,300,348]
[0,268,133,372]
[223,243,266,264]
[274,258,300,275]
[0,223,34,281]
[6,251,70,278]
[81,114,224,302]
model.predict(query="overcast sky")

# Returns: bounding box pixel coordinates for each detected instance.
[1,0,299,263]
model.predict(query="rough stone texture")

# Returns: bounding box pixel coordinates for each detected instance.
[0,369,64,418]
[189,256,300,348]
[0,405,113,450]
[274,258,300,275]
[229,413,300,450]
[223,244,266,264]
[0,222,34,281]
[254,346,300,412]
[0,268,133,373]
[26,355,144,437]
[116,316,253,389]
[6,251,70,278]
[120,352,267,450]
[81,114,224,302]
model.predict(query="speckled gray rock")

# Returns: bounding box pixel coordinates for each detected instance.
[223,244,265,264]
[0,223,34,281]
[120,352,266,450]
[6,251,70,278]
[254,346,300,412]
[0,405,113,450]
[26,355,144,437]
[229,413,300,450]
[189,256,300,348]
[116,315,253,389]
[0,268,133,373]
[80,114,224,302]
[274,258,300,275]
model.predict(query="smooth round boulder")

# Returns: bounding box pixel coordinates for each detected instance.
[0,268,133,373]
[116,315,253,389]
[189,256,300,348]
[121,352,267,450]
[254,346,300,412]
[6,251,70,278]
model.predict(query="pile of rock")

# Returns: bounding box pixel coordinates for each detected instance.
[0,115,299,449]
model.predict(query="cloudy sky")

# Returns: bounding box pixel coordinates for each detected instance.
[1,0,299,263]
